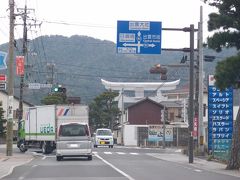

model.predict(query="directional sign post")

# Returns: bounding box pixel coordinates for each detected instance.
[0,51,7,70]
[117,21,162,54]
[28,83,52,89]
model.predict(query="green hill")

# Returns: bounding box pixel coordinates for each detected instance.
[0,35,238,105]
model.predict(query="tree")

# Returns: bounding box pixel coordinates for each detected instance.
[205,0,240,170]
[0,102,6,137]
[205,0,240,52]
[41,93,67,105]
[89,90,120,131]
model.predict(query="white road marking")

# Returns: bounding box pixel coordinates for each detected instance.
[116,152,126,155]
[175,149,182,153]
[32,165,38,168]
[95,154,135,180]
[104,152,112,154]
[194,169,202,172]
[130,153,139,155]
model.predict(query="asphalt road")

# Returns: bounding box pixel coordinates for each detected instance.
[1,146,240,180]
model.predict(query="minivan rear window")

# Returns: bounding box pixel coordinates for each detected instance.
[96,129,112,136]
[59,124,89,137]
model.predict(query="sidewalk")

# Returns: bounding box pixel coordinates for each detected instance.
[148,151,240,178]
[0,150,33,179]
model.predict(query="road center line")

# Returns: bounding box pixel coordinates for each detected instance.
[95,154,135,180]
[194,169,202,172]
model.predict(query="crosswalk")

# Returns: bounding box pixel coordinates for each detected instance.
[93,151,140,156]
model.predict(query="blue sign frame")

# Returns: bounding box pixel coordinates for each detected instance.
[117,21,162,54]
[208,85,233,156]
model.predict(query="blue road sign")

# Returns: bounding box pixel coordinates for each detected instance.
[208,84,233,156]
[117,21,162,54]
[0,51,7,70]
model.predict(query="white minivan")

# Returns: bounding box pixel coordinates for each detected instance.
[56,122,92,161]
[93,128,114,148]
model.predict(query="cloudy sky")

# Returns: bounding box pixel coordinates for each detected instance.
[0,0,216,48]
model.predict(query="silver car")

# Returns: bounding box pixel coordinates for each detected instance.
[56,122,92,161]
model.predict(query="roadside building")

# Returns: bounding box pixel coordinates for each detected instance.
[0,90,33,142]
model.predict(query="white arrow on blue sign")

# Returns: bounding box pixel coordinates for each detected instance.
[117,21,162,54]
[0,51,7,70]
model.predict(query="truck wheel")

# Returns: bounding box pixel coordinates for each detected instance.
[42,142,48,154]
[42,142,53,154]
[56,156,63,161]
[19,143,27,153]
[87,155,92,160]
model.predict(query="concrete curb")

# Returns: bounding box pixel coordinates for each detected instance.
[0,153,34,179]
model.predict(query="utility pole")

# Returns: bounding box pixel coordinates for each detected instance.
[17,5,28,142]
[188,24,195,163]
[198,6,204,154]
[47,63,55,85]
[16,4,35,141]
[121,88,124,145]
[162,106,166,149]
[6,0,15,156]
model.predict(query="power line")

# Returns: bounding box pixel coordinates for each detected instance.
[54,62,150,75]
[36,19,114,29]
[28,69,162,81]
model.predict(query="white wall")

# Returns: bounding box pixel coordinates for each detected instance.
[123,124,148,146]
[124,125,137,146]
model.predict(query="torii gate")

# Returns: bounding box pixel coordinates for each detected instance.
[101,79,180,110]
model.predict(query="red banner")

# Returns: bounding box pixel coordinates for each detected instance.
[16,56,24,76]
[193,116,198,139]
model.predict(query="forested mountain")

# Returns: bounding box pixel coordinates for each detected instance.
[0,35,238,105]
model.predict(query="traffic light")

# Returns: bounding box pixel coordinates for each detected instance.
[52,86,66,93]
[161,107,168,123]
[204,55,215,62]
[181,55,216,63]
[53,87,59,92]
[180,55,188,63]
[149,64,167,80]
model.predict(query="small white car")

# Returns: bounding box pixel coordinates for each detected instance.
[93,128,114,148]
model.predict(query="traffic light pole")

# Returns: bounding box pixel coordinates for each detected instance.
[161,24,196,163]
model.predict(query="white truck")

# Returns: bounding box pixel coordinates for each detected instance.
[17,104,90,154]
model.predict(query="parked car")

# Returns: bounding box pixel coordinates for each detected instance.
[93,128,114,148]
[56,122,92,161]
